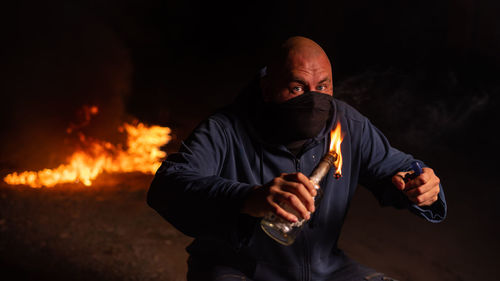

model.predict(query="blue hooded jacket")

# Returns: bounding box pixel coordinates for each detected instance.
[147,78,447,281]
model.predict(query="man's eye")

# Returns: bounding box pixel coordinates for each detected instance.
[317,85,327,91]
[292,86,303,92]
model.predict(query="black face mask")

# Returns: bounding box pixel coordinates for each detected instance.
[258,91,333,144]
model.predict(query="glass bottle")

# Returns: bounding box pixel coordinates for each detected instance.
[260,152,338,245]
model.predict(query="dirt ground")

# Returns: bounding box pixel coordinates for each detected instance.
[0,173,192,281]
[0,150,498,281]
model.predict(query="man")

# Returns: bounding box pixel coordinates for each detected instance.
[147,36,447,281]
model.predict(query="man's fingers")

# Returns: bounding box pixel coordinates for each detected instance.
[405,173,431,196]
[392,167,441,207]
[405,180,437,197]
[283,172,317,197]
[276,191,311,221]
[409,191,434,205]
[413,193,439,207]
[281,181,315,213]
[243,172,321,220]
[405,168,440,197]
[406,177,440,207]
[394,168,439,191]
[270,201,299,223]
[408,186,440,205]
[296,172,317,196]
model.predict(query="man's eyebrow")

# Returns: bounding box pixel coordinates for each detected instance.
[291,77,307,85]
[318,77,331,84]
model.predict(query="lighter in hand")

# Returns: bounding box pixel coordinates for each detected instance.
[404,161,423,182]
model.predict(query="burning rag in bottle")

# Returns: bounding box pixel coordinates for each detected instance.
[260,122,343,246]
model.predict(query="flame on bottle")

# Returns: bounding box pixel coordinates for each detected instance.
[329,122,343,177]
[3,106,171,188]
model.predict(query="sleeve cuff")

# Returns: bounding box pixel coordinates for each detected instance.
[409,183,447,223]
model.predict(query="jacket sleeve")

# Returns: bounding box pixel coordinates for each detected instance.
[357,118,447,223]
[147,116,256,240]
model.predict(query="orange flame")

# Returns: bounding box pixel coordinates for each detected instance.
[4,121,171,188]
[329,122,343,176]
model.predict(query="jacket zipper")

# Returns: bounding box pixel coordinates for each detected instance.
[294,157,301,172]
[303,232,311,281]
[295,157,311,281]
[309,137,328,228]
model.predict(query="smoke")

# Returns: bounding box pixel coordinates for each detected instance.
[0,2,132,172]
[335,66,495,152]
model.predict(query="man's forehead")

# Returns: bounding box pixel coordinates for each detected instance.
[288,69,330,78]
[286,64,332,82]
[284,53,331,74]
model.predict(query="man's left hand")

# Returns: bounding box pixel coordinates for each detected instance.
[392,167,441,207]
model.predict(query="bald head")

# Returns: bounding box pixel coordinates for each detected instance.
[263,36,333,103]
[270,36,330,73]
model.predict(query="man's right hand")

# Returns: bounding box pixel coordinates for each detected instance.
[240,172,317,223]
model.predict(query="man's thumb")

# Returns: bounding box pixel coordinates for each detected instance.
[392,173,407,191]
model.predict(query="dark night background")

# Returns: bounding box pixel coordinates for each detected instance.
[0,0,499,280]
